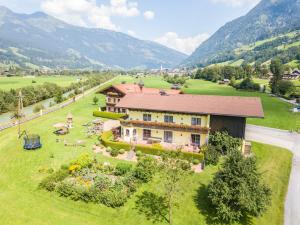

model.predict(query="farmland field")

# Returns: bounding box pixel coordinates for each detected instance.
[0,76,82,90]
[0,76,292,225]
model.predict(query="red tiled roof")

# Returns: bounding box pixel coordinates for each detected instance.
[112,84,182,95]
[116,93,264,118]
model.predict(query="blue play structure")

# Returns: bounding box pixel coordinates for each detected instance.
[20,131,42,150]
[23,134,42,150]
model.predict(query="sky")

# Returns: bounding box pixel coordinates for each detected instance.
[0,0,260,55]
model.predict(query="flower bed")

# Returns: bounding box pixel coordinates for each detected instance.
[100,131,204,162]
[39,153,157,208]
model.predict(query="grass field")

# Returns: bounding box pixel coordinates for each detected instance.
[0,76,82,91]
[0,77,292,224]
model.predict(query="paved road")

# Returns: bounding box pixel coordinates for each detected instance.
[246,124,300,225]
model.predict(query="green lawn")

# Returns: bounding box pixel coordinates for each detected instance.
[0,77,292,225]
[0,76,82,90]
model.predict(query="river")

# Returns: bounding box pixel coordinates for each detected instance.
[0,91,72,124]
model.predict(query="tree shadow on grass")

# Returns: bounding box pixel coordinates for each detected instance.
[135,191,169,224]
[194,184,253,225]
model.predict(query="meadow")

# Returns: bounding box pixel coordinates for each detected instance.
[0,75,82,90]
[0,76,292,225]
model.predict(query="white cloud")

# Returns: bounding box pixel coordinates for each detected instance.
[41,0,140,30]
[155,32,209,55]
[143,10,155,20]
[210,0,260,7]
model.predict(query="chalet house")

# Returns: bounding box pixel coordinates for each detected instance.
[283,69,300,80]
[99,84,182,112]
[115,93,264,150]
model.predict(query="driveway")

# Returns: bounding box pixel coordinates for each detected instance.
[246,124,300,225]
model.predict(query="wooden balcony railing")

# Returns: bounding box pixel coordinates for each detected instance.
[106,102,116,106]
[120,120,210,134]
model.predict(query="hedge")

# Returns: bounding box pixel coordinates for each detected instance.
[93,111,127,120]
[100,131,204,162]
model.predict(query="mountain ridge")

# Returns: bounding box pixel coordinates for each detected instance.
[183,0,300,67]
[0,6,187,70]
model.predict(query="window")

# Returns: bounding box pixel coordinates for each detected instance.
[191,134,201,146]
[164,131,173,143]
[133,129,137,136]
[126,129,130,136]
[143,114,152,122]
[143,129,151,140]
[164,115,173,123]
[107,97,111,102]
[191,117,201,126]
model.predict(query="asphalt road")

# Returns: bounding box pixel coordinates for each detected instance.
[246,124,300,225]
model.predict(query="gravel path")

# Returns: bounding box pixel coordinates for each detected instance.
[246,124,300,225]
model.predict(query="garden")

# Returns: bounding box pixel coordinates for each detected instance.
[39,153,157,208]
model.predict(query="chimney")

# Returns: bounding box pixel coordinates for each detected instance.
[138,80,144,92]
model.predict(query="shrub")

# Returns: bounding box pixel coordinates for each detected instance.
[204,145,221,165]
[69,153,93,172]
[93,111,127,120]
[119,149,125,154]
[192,159,200,165]
[93,96,99,105]
[122,174,139,193]
[55,179,76,198]
[101,131,204,161]
[68,93,75,98]
[151,143,163,149]
[100,189,129,208]
[106,146,112,152]
[235,78,260,91]
[134,156,157,182]
[94,175,113,191]
[101,132,131,151]
[110,148,119,157]
[39,169,69,191]
[209,131,242,155]
[115,163,132,176]
[278,80,296,96]
[136,151,143,157]
[33,103,45,113]
[296,98,300,104]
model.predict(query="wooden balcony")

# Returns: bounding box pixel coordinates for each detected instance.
[120,120,210,134]
[106,101,117,106]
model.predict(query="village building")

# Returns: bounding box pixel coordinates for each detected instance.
[115,93,264,151]
[99,84,182,112]
[283,69,300,80]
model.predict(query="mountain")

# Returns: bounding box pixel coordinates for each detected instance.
[0,6,187,70]
[183,0,300,67]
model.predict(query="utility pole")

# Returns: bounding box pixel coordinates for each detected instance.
[17,90,24,138]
